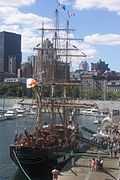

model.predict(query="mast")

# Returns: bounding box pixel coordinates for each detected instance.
[51,9,59,98]
[36,23,44,127]
[33,5,86,127]
[41,22,44,82]
[35,86,42,127]
[51,8,60,122]
[64,20,69,98]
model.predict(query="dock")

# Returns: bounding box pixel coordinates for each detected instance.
[58,151,120,180]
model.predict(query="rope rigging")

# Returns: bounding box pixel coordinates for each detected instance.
[13,150,32,180]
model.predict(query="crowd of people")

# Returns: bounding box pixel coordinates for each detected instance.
[14,122,80,151]
[91,124,120,158]
[90,157,103,171]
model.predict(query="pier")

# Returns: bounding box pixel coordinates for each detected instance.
[59,151,120,180]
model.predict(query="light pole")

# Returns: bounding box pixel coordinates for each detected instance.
[103,80,106,101]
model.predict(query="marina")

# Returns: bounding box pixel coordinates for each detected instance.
[59,151,120,180]
[0,99,120,180]
[0,1,120,180]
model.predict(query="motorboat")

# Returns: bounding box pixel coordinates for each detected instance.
[93,120,101,124]
[16,108,26,113]
[17,113,23,117]
[80,108,104,117]
[4,109,17,120]
[12,103,26,113]
[102,116,112,123]
[100,116,113,129]
[29,109,36,115]
[92,132,109,139]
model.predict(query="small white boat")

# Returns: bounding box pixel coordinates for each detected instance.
[17,113,24,117]
[102,116,112,123]
[80,108,104,117]
[16,108,25,113]
[29,109,36,115]
[4,110,16,119]
[32,105,37,109]
[92,132,109,138]
[12,103,26,113]
[93,120,99,124]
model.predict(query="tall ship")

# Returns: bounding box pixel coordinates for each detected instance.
[9,6,90,177]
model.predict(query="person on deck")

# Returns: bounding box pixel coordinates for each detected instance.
[51,168,60,180]
[90,158,96,171]
[118,154,120,167]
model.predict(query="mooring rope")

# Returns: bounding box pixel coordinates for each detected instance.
[13,150,32,180]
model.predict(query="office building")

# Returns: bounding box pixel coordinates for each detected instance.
[79,61,89,71]
[0,31,21,80]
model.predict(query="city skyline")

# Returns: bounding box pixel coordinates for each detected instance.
[0,0,120,71]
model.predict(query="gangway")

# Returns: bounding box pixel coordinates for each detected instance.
[81,126,96,135]
[79,136,100,147]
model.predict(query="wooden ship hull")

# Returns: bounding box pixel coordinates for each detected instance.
[10,145,72,176]
[9,120,83,177]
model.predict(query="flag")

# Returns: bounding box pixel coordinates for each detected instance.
[62,5,66,11]
[58,2,66,11]
[67,10,75,18]
[72,45,78,49]
[27,78,38,88]
[36,43,40,47]
[81,51,87,57]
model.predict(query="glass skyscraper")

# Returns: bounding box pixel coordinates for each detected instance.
[0,31,21,77]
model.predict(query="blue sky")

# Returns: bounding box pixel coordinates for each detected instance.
[1,0,120,71]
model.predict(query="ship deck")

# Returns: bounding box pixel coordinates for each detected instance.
[58,150,120,180]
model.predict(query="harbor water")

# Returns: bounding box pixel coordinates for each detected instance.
[0,98,111,180]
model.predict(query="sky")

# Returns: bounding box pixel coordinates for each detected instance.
[1,0,120,71]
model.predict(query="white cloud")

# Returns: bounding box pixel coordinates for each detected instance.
[0,0,36,7]
[0,7,52,28]
[0,6,53,56]
[72,0,120,15]
[0,0,96,63]
[84,33,120,45]
[59,0,71,5]
[0,0,55,58]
